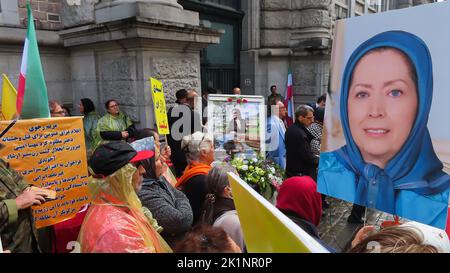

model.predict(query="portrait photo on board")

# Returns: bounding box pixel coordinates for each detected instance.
[207,94,265,162]
[318,2,450,229]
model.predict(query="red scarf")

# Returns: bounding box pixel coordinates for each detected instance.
[276,176,322,227]
[176,161,212,188]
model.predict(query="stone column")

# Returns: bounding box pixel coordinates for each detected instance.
[60,0,221,127]
[291,0,332,50]
[94,0,199,25]
[241,0,260,96]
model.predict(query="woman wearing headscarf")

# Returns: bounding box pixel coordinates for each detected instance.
[78,141,171,253]
[276,176,334,252]
[78,98,100,155]
[201,164,246,252]
[318,31,450,229]
[131,136,193,248]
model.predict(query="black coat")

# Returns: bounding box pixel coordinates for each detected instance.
[285,121,317,178]
[180,174,208,225]
[167,104,202,177]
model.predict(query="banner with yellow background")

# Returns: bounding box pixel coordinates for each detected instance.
[228,172,329,253]
[150,77,169,135]
[0,117,90,228]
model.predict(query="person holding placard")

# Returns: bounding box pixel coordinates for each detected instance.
[0,144,49,253]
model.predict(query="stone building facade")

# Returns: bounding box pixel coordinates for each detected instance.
[240,0,437,104]
[0,0,222,128]
[0,0,438,127]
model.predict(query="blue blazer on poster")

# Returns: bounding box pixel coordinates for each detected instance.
[318,31,450,229]
[266,116,286,170]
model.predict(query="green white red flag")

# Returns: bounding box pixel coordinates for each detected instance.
[16,1,50,119]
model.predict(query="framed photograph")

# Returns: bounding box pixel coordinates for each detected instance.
[207,94,265,161]
[318,2,450,229]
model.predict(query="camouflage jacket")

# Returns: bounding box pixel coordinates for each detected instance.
[0,158,40,253]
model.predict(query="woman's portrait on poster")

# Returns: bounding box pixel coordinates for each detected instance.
[318,31,450,229]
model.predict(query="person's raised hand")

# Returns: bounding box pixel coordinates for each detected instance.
[121,131,129,139]
[162,145,172,160]
[15,188,47,210]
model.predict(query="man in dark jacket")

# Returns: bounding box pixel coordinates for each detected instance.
[285,105,317,179]
[0,144,48,252]
[167,89,203,177]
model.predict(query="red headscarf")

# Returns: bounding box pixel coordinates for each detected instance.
[276,176,322,227]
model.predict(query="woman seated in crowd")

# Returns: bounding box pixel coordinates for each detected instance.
[201,164,246,252]
[174,225,241,253]
[135,129,175,185]
[176,132,214,225]
[78,141,171,253]
[78,98,100,156]
[276,176,334,252]
[130,136,193,248]
[96,99,136,142]
[349,221,450,253]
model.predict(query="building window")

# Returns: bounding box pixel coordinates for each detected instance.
[335,0,350,19]
[192,0,239,10]
[368,0,380,12]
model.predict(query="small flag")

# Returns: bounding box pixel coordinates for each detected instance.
[284,67,294,127]
[16,1,50,119]
[1,74,18,120]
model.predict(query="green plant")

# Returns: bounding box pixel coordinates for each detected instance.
[229,153,285,200]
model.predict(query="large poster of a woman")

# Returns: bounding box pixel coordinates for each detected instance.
[318,2,450,230]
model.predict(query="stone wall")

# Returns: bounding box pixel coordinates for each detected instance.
[18,0,62,30]
[0,46,72,105]
[246,0,332,103]
[260,0,332,48]
[291,56,329,104]
[61,0,98,28]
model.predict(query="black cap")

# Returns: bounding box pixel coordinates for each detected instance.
[89,141,138,177]
[176,89,188,103]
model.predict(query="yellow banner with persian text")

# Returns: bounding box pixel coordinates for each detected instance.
[0,117,91,228]
[150,77,170,135]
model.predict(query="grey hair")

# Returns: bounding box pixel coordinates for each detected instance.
[181,132,213,163]
[294,105,314,120]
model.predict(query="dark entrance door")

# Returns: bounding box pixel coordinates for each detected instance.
[179,0,243,94]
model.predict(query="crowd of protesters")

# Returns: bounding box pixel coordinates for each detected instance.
[1,86,449,254]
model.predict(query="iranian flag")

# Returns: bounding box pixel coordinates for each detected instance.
[284,67,294,127]
[16,1,50,119]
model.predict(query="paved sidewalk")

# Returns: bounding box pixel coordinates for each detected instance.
[318,197,392,252]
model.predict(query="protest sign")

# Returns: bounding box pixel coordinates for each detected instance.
[318,1,450,229]
[0,117,90,228]
[228,172,328,253]
[208,95,265,161]
[150,77,169,135]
